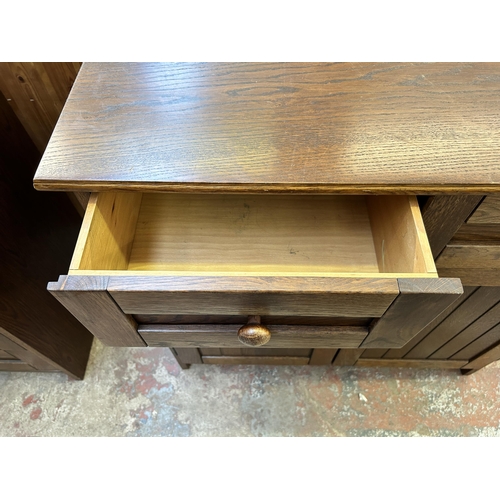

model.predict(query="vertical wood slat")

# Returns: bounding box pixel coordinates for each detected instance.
[461,342,500,374]
[172,348,202,366]
[309,349,338,365]
[467,195,500,224]
[431,298,500,359]
[382,286,478,359]
[360,278,463,349]
[421,195,484,259]
[333,349,364,366]
[48,275,145,347]
[452,324,500,361]
[404,287,500,359]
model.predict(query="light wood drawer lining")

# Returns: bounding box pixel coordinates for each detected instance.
[69,192,437,278]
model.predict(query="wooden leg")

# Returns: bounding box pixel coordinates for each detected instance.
[171,348,202,369]
[333,349,364,366]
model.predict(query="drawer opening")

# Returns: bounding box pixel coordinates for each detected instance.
[69,192,437,278]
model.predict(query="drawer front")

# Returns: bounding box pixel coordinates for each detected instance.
[140,323,368,348]
[49,275,463,349]
[107,276,399,318]
[48,191,464,351]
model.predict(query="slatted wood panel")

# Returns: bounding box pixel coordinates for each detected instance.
[367,286,478,360]
[309,349,338,365]
[461,341,500,373]
[332,349,365,366]
[0,350,16,360]
[467,196,500,224]
[356,286,500,372]
[403,287,500,359]
[360,278,463,348]
[451,324,500,361]
[436,245,500,286]
[430,301,500,359]
[450,224,500,245]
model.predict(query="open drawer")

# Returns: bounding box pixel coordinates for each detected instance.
[48,192,463,350]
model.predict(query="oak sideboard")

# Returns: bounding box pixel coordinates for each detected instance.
[33,63,500,374]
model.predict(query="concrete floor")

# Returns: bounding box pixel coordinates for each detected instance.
[1,340,500,436]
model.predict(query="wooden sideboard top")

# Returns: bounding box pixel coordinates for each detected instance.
[34,62,500,194]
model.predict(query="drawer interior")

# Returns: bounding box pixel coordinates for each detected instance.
[69,192,437,278]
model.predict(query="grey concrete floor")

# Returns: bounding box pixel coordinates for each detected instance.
[0,340,500,436]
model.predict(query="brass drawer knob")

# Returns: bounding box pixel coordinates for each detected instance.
[238,316,271,346]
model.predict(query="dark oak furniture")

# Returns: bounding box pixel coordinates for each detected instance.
[33,63,500,374]
[0,89,92,379]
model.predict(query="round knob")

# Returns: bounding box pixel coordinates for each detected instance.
[238,316,271,346]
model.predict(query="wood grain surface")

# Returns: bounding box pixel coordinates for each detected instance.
[48,275,145,347]
[34,62,500,194]
[108,276,399,317]
[0,62,81,152]
[71,191,142,270]
[0,90,92,378]
[431,299,500,359]
[129,193,380,273]
[461,341,500,373]
[139,324,367,348]
[467,196,500,224]
[332,349,365,366]
[403,286,500,358]
[309,348,338,365]
[451,323,500,361]
[436,245,500,286]
[450,223,500,245]
[360,278,463,348]
[421,195,484,258]
[367,195,435,273]
[381,286,478,359]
